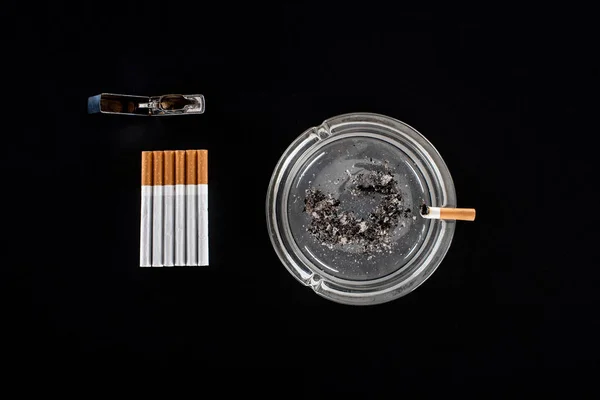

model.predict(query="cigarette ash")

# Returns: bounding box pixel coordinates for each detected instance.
[304,166,411,255]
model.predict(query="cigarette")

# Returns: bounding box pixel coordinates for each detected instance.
[175,151,186,266]
[163,151,175,267]
[186,150,198,266]
[198,150,209,266]
[140,152,153,267]
[152,151,164,266]
[420,206,476,221]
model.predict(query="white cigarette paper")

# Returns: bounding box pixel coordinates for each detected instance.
[421,206,441,219]
[163,185,175,266]
[152,185,164,266]
[198,184,209,266]
[175,184,186,266]
[186,184,198,266]
[140,186,153,267]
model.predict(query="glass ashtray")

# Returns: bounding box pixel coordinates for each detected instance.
[267,113,456,305]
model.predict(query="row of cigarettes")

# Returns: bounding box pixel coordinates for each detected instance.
[140,150,208,266]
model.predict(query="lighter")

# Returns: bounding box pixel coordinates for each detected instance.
[87,93,205,116]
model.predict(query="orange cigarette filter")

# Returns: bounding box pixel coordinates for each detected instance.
[186,150,198,185]
[141,151,153,186]
[153,151,164,186]
[198,150,208,185]
[439,208,476,221]
[175,151,186,185]
[164,151,175,186]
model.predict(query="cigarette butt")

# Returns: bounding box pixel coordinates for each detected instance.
[140,152,153,267]
[186,150,198,266]
[422,206,476,221]
[152,151,164,266]
[198,150,208,266]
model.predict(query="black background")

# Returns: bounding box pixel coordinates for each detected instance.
[5,3,598,391]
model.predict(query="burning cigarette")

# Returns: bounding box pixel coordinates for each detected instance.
[198,150,209,266]
[186,150,198,266]
[163,151,175,267]
[175,151,186,266]
[420,205,476,221]
[140,152,153,267]
[152,151,164,266]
